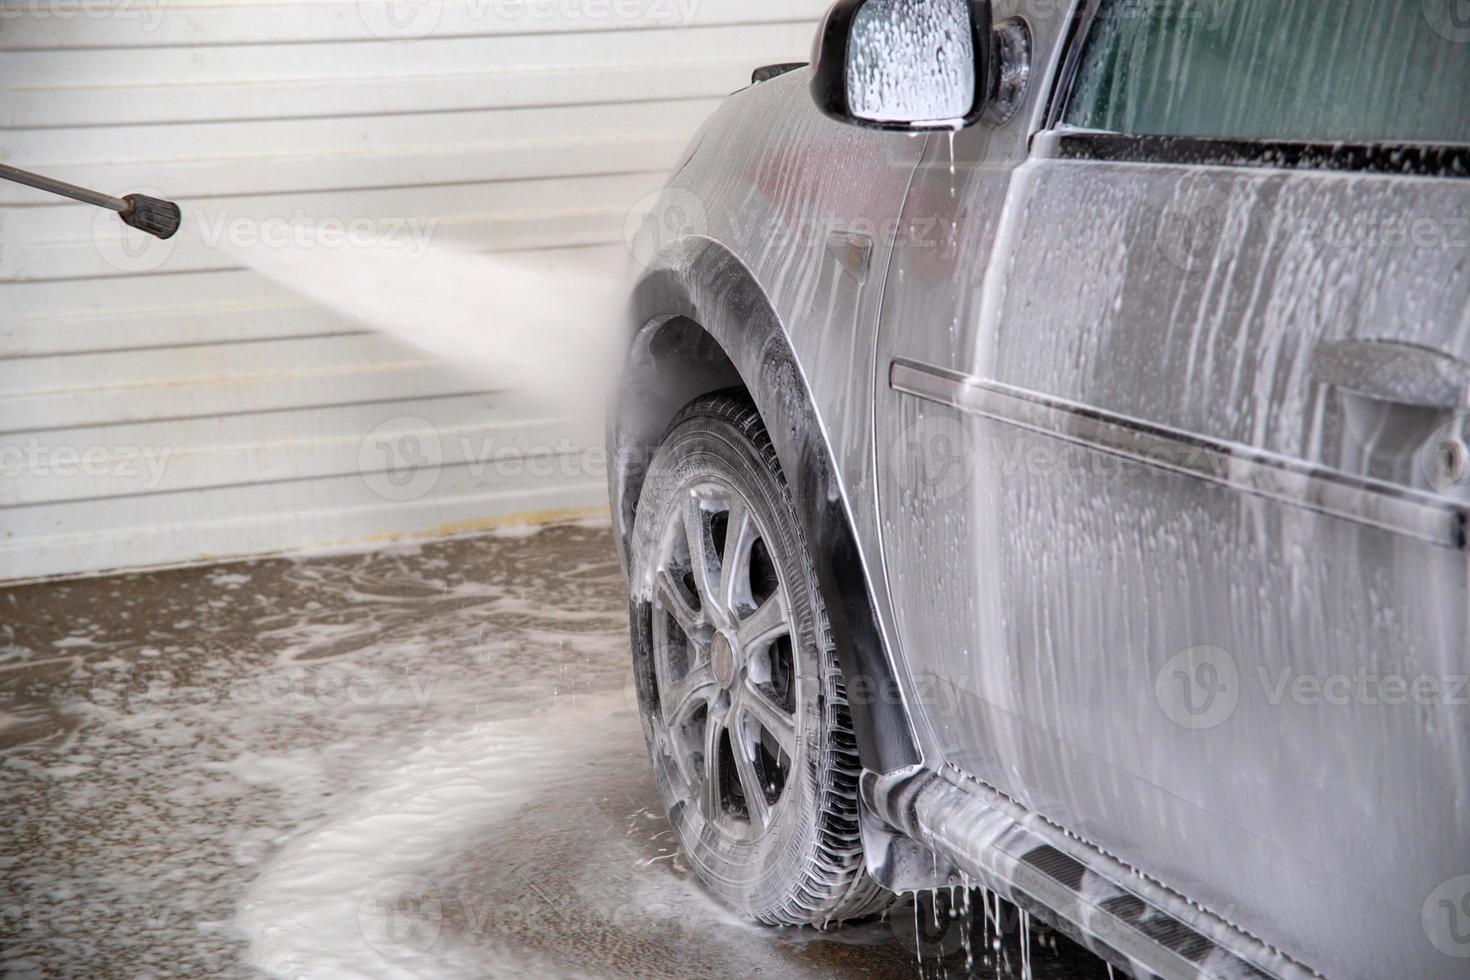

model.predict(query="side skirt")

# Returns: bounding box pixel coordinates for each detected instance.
[863,764,1318,980]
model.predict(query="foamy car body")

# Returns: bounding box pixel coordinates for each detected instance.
[610,2,1470,977]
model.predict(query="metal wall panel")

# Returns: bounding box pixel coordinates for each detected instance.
[0,0,826,580]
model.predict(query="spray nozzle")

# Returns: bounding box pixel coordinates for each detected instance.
[119,194,182,240]
[0,162,181,241]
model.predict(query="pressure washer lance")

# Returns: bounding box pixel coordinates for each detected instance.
[0,162,181,240]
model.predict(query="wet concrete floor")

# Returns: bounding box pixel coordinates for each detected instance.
[0,521,1110,979]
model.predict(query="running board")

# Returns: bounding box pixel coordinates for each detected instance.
[861,765,1318,980]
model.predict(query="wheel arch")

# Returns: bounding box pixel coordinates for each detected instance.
[610,237,920,775]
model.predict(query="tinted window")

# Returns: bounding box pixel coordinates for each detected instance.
[1065,0,1470,145]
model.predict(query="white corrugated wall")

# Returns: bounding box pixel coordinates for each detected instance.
[0,0,825,581]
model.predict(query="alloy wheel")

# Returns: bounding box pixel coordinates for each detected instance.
[648,479,801,839]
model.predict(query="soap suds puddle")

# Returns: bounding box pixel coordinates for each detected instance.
[1,523,1104,979]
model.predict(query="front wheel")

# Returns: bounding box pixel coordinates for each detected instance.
[627,392,891,926]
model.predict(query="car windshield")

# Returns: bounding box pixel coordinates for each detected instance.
[1065,0,1470,145]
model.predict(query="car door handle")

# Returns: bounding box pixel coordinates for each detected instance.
[1311,339,1470,410]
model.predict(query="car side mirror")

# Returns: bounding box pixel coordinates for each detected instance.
[810,0,993,131]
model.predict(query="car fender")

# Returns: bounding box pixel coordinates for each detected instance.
[612,234,921,775]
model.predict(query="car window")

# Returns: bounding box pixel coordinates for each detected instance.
[1064,0,1470,146]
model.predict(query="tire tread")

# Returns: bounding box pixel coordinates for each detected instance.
[663,391,892,927]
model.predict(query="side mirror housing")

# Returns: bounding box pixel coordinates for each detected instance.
[811,0,992,131]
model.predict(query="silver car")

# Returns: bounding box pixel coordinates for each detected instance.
[609,2,1470,977]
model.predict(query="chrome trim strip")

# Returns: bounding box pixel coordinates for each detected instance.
[891,357,1469,551]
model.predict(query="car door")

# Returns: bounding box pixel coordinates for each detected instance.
[874,2,1470,977]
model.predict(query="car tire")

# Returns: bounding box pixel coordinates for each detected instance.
[627,391,892,926]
